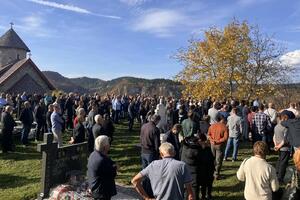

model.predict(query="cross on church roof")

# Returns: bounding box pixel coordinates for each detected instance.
[10,22,14,29]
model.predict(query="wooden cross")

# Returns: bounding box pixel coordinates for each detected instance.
[10,22,14,29]
[37,133,58,199]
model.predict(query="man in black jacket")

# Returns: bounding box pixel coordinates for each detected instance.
[64,92,75,130]
[34,99,47,141]
[19,101,33,146]
[140,114,161,169]
[128,99,135,131]
[87,135,117,200]
[1,106,16,153]
[101,114,114,144]
[162,123,182,160]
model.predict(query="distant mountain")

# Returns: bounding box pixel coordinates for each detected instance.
[43,71,183,97]
[42,71,88,93]
[70,77,105,92]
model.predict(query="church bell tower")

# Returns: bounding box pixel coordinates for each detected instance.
[0,23,30,67]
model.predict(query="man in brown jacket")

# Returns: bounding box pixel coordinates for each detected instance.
[208,115,229,180]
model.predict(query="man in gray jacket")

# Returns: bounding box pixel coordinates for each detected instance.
[224,108,242,161]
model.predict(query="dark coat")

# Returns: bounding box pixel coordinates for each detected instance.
[164,130,180,160]
[19,108,33,125]
[92,123,105,139]
[197,145,215,185]
[128,103,135,119]
[64,97,74,116]
[46,111,52,129]
[282,119,300,148]
[1,111,16,134]
[101,120,114,141]
[181,138,215,187]
[140,121,160,157]
[181,139,201,183]
[139,105,147,119]
[73,122,85,143]
[87,151,117,199]
[34,104,46,123]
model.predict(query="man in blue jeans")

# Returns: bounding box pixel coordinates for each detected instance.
[140,114,161,197]
[224,108,242,162]
[19,101,33,146]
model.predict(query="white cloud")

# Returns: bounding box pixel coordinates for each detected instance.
[281,50,300,82]
[15,14,54,37]
[23,15,43,29]
[28,0,91,14]
[133,9,187,37]
[120,0,148,6]
[130,2,237,38]
[27,0,121,19]
[281,50,300,67]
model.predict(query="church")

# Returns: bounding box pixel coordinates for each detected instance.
[0,26,55,94]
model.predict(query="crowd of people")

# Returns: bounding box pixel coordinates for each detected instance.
[1,91,300,200]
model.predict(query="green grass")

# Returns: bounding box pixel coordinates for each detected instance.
[0,121,279,200]
[0,142,41,200]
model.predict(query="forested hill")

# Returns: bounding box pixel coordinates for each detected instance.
[43,71,183,97]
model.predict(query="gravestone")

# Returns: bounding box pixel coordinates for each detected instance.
[37,133,88,199]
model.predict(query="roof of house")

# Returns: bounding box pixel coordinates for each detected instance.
[0,28,30,52]
[0,58,55,90]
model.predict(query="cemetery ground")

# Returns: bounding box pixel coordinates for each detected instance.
[0,121,279,200]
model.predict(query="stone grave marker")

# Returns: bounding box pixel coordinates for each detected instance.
[37,133,88,199]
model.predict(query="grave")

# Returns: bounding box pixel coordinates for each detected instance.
[37,133,88,199]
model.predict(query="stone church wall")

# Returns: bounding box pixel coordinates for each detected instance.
[0,48,27,67]
[0,62,51,94]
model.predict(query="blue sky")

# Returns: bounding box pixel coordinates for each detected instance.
[0,0,300,80]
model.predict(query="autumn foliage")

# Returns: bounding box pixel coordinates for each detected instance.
[176,20,292,100]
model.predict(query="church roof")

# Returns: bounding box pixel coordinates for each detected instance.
[0,58,55,90]
[0,28,30,52]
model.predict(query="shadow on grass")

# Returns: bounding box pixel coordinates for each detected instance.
[0,174,40,189]
[0,151,40,161]
[0,142,41,161]
[213,181,245,200]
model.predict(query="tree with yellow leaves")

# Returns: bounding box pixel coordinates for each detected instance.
[176,20,293,100]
